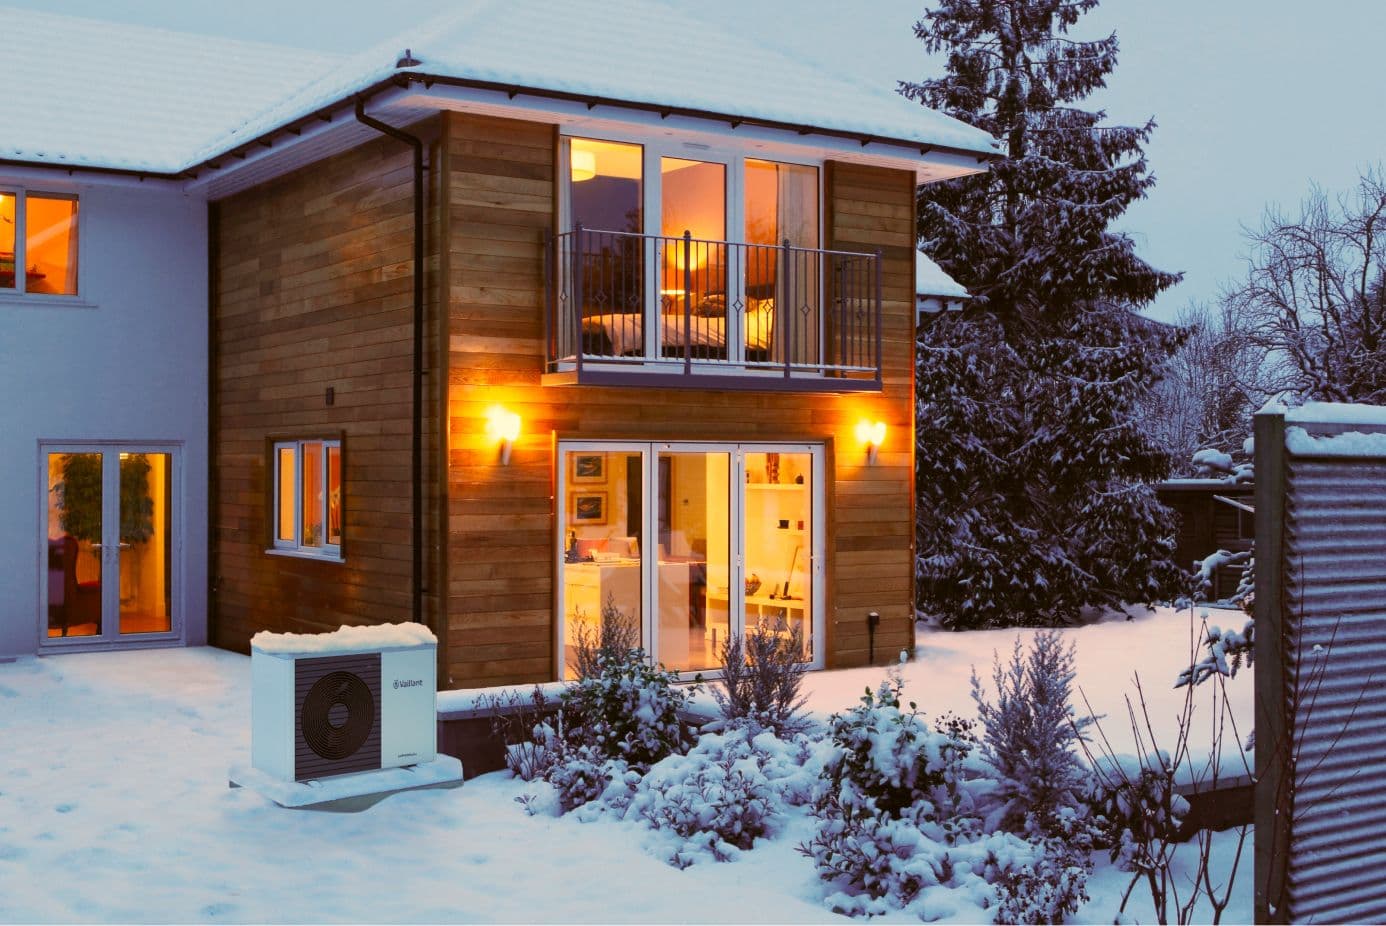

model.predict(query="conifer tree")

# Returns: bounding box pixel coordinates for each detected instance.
[904,0,1188,627]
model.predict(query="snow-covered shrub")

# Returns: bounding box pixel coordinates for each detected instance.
[477,685,560,781]
[993,832,1092,926]
[1088,751,1189,873]
[800,675,1010,911]
[712,623,809,736]
[1175,613,1255,688]
[970,632,1094,836]
[557,643,697,769]
[543,742,619,813]
[637,752,773,864]
[570,594,641,680]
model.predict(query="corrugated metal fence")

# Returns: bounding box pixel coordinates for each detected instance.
[1255,409,1386,924]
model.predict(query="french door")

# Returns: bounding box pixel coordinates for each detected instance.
[557,441,823,677]
[40,443,180,646]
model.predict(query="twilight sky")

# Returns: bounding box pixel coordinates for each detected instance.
[18,0,1386,322]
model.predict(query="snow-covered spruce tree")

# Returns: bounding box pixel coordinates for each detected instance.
[904,0,1188,628]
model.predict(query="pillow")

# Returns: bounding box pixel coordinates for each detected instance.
[746,298,775,349]
[692,293,727,317]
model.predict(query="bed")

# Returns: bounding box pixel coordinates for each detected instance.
[578,299,776,361]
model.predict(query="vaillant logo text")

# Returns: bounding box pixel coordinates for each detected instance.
[393,679,424,689]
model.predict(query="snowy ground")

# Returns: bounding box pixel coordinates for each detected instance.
[797,604,1256,785]
[0,607,1252,923]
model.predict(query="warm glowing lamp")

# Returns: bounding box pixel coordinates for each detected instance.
[484,405,522,465]
[855,419,887,464]
[570,148,596,182]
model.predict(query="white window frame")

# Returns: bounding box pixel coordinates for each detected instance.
[269,439,343,562]
[0,186,81,299]
[555,439,826,679]
[559,130,824,365]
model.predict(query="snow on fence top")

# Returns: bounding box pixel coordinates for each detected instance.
[251,622,436,656]
[1262,399,1386,427]
[1285,425,1386,457]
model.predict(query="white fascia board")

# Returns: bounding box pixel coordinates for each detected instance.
[0,163,190,196]
[185,81,992,200]
[393,84,991,183]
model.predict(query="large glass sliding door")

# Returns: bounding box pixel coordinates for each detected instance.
[42,445,177,644]
[558,442,821,677]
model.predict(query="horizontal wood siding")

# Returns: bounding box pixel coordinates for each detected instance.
[443,112,915,688]
[210,123,447,653]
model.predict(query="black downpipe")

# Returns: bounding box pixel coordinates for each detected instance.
[354,99,425,626]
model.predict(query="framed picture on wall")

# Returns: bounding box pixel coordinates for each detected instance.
[570,491,608,525]
[570,452,607,484]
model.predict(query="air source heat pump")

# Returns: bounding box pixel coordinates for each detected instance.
[250,624,437,782]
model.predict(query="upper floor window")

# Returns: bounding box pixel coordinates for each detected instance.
[271,438,343,560]
[0,190,79,296]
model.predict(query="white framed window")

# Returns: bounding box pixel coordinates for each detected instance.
[0,188,80,297]
[270,439,343,560]
[558,132,822,366]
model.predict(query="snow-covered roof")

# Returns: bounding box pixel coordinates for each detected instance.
[915,252,969,299]
[0,7,343,174]
[0,1,1000,177]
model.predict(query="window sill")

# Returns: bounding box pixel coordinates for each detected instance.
[0,293,97,310]
[265,548,345,564]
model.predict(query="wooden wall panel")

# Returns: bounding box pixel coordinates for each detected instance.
[210,122,447,654]
[443,113,917,688]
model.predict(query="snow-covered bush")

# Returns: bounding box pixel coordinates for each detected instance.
[993,831,1093,926]
[543,742,621,814]
[476,685,561,781]
[569,593,641,680]
[1088,751,1189,874]
[1175,613,1255,688]
[712,623,810,736]
[556,608,698,770]
[800,675,1011,912]
[970,632,1094,836]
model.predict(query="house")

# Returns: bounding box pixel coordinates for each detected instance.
[915,251,970,322]
[1155,479,1254,601]
[0,2,1002,688]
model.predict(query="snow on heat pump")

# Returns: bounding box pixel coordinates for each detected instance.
[250,623,437,782]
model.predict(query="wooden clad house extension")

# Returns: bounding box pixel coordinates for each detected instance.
[211,106,947,689]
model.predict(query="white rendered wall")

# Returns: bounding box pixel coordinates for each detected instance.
[0,174,207,658]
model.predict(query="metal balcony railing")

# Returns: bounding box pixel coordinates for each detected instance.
[543,226,882,392]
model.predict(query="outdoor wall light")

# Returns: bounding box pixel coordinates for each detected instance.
[855,419,887,465]
[485,405,522,465]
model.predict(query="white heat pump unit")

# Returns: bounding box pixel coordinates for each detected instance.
[251,629,437,782]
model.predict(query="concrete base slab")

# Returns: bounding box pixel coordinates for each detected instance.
[229,755,464,811]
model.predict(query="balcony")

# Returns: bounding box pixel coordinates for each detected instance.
[543,227,882,392]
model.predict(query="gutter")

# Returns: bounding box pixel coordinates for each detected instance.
[353,99,426,628]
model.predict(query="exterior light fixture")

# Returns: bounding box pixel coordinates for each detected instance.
[570,148,596,182]
[485,405,522,465]
[855,419,887,465]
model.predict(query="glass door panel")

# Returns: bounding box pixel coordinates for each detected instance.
[660,158,728,359]
[560,448,645,678]
[744,160,819,366]
[118,452,172,635]
[45,452,103,638]
[655,450,730,672]
[742,451,814,661]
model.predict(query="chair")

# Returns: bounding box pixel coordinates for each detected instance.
[48,535,100,636]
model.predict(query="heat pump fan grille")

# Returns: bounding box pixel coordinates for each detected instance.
[295,653,381,780]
